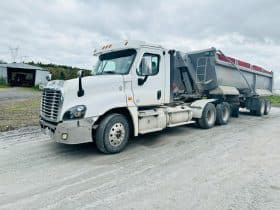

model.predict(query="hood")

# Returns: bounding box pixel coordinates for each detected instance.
[63,74,124,105]
[63,75,123,95]
[46,75,126,119]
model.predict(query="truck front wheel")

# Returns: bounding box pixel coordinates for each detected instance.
[198,103,216,129]
[95,113,129,154]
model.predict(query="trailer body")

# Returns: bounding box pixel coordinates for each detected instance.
[171,48,273,100]
[39,41,274,153]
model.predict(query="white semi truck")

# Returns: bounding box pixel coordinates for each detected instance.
[40,40,273,153]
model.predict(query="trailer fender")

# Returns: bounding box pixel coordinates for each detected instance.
[190,99,217,118]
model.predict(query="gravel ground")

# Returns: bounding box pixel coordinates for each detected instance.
[0,108,280,210]
[0,87,41,101]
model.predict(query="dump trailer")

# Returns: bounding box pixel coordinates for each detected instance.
[40,41,273,153]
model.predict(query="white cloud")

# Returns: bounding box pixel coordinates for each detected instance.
[0,0,279,88]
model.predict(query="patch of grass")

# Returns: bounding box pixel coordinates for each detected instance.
[19,86,41,92]
[0,97,41,132]
[268,95,280,105]
[0,78,8,88]
[0,84,9,88]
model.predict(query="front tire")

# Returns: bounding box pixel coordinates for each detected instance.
[198,103,216,129]
[95,114,129,154]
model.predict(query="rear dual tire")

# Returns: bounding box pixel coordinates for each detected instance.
[256,99,265,116]
[198,103,216,129]
[215,102,231,125]
[264,100,271,115]
[198,102,231,129]
[250,99,270,116]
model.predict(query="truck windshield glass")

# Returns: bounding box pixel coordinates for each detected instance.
[94,49,136,75]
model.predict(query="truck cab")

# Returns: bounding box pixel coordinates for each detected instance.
[40,41,173,152]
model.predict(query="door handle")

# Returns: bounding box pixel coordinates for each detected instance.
[157,90,161,100]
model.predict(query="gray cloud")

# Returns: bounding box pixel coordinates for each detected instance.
[0,0,279,88]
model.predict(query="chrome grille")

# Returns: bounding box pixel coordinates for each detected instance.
[41,88,62,122]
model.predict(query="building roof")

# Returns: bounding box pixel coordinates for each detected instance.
[0,63,48,71]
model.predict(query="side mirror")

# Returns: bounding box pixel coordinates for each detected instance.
[46,74,52,81]
[77,70,84,97]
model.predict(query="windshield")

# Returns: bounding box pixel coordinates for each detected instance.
[94,49,136,75]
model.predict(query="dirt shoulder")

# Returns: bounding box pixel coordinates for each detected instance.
[0,97,41,132]
[0,87,42,132]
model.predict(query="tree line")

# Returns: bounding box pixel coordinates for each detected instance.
[27,61,92,80]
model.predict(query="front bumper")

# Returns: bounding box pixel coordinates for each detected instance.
[40,118,94,144]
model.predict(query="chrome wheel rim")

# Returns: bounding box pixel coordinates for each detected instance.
[207,109,215,125]
[261,102,265,114]
[109,123,125,147]
[267,102,271,113]
[222,106,230,122]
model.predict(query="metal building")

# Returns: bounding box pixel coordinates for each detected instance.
[0,63,50,87]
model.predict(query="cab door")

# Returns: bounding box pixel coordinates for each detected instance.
[132,48,165,106]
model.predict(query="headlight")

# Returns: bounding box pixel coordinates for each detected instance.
[63,105,87,120]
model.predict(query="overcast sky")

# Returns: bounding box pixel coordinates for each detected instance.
[0,0,280,88]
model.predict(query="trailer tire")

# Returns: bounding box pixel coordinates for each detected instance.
[250,110,256,115]
[198,103,216,129]
[256,99,265,116]
[216,102,230,125]
[95,113,129,154]
[264,100,271,115]
[231,105,239,118]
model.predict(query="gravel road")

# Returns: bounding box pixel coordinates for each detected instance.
[0,108,280,210]
[0,87,41,101]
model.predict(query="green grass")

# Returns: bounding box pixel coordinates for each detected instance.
[19,86,41,92]
[268,95,280,105]
[0,78,8,88]
[0,84,9,88]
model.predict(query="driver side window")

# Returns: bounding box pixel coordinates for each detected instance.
[137,53,159,76]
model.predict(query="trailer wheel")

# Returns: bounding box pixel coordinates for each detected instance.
[250,110,256,115]
[198,103,216,129]
[216,102,230,125]
[95,113,129,154]
[256,99,265,116]
[264,100,271,115]
[231,104,239,118]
